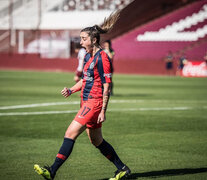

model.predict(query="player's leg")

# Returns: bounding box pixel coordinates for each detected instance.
[50,121,86,174]
[86,127,103,146]
[34,120,86,179]
[86,128,131,179]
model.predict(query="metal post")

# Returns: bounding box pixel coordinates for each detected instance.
[37,0,42,56]
[9,0,13,54]
[18,30,24,53]
[65,30,70,58]
[11,29,16,47]
[38,0,41,29]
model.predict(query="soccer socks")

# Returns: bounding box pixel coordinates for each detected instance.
[50,138,124,175]
[96,139,125,170]
[50,138,75,175]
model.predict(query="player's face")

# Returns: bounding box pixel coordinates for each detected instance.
[80,32,92,53]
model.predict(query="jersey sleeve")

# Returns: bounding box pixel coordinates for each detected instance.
[97,52,112,83]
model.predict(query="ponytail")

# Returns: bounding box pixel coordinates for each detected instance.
[100,10,120,33]
[81,10,120,45]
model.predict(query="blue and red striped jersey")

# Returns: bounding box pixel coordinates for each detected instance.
[81,49,112,101]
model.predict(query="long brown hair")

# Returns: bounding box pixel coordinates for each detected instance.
[81,10,120,46]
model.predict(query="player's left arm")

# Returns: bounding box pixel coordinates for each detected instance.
[97,83,111,123]
[97,52,112,123]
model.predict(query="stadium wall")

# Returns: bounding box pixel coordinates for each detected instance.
[0,54,170,75]
[0,54,77,72]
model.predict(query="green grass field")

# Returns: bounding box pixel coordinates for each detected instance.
[0,70,207,180]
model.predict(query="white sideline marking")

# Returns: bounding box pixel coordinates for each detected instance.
[0,106,205,117]
[1,99,207,110]
[0,102,80,110]
[0,100,143,110]
[0,110,78,116]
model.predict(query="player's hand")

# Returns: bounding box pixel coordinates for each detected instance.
[61,87,72,98]
[97,111,106,124]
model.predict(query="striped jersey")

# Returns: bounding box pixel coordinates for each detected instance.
[81,49,112,101]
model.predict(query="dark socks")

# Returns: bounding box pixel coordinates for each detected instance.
[51,138,75,175]
[96,139,125,170]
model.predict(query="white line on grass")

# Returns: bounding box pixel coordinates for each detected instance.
[0,106,206,116]
[0,101,80,110]
[1,99,207,110]
[0,110,78,116]
[0,100,143,110]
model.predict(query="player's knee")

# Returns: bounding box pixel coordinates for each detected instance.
[64,130,77,140]
[90,138,102,147]
[91,141,99,147]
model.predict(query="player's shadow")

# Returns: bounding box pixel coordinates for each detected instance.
[99,167,207,180]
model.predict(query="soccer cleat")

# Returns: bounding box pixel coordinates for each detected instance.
[109,165,131,180]
[34,164,54,180]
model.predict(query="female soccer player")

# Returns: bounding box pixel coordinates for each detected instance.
[103,40,115,60]
[34,11,130,180]
[103,39,115,95]
[74,43,86,82]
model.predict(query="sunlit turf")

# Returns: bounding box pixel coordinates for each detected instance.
[0,70,207,180]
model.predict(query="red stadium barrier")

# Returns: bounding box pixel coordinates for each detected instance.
[113,59,170,75]
[0,54,77,72]
[0,54,175,75]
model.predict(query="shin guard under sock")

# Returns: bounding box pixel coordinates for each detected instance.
[51,138,75,175]
[96,139,125,170]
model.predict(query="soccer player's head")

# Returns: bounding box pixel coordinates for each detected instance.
[103,40,112,50]
[80,10,120,52]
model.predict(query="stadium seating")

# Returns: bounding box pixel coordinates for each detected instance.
[112,0,207,61]
[0,0,62,29]
[0,0,133,53]
[59,0,133,11]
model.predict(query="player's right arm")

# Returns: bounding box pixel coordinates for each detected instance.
[61,79,83,98]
